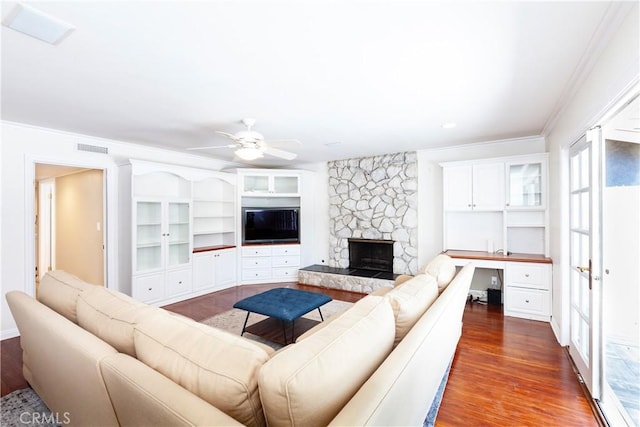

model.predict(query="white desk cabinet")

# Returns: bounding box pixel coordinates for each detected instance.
[504,262,551,322]
[447,250,552,322]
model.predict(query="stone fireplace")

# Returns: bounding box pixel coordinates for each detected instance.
[348,238,393,273]
[327,151,418,275]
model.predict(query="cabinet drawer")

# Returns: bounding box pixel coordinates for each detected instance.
[165,269,192,297]
[505,287,549,317]
[133,274,164,303]
[271,255,300,268]
[242,246,271,257]
[507,263,548,289]
[272,245,300,256]
[272,267,299,280]
[242,269,271,281]
[243,257,271,269]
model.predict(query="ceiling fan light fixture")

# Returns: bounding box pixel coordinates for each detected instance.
[235,147,263,161]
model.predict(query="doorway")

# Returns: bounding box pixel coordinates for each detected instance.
[568,93,640,426]
[35,163,105,288]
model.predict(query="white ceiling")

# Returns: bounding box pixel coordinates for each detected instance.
[0,1,633,166]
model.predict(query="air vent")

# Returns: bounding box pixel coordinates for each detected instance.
[77,143,108,154]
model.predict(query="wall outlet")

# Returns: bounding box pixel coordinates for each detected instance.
[491,276,498,286]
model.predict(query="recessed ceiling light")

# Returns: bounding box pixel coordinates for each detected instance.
[324,142,342,147]
[442,122,457,129]
[2,3,75,45]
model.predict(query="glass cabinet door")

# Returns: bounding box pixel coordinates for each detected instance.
[136,201,162,272]
[243,175,269,193]
[167,202,190,266]
[507,162,544,208]
[273,176,299,194]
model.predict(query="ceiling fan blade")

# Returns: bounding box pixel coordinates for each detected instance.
[186,144,235,151]
[264,139,302,148]
[262,146,297,160]
[215,131,239,140]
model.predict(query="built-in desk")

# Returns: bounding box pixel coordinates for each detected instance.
[444,250,553,322]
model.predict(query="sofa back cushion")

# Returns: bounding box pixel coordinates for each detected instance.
[258,295,395,427]
[134,311,272,427]
[385,274,439,346]
[37,270,93,323]
[422,254,457,293]
[76,286,156,357]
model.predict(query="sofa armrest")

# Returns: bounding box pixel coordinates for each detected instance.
[6,291,119,426]
[100,353,243,427]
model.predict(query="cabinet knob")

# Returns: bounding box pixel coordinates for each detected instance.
[525,274,530,278]
[468,204,471,207]
[148,288,152,291]
[178,281,182,284]
[525,299,530,303]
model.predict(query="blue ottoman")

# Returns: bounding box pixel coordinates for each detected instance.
[233,288,332,344]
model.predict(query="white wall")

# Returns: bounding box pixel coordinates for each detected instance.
[1,121,235,339]
[603,186,640,344]
[545,4,639,345]
[292,161,330,267]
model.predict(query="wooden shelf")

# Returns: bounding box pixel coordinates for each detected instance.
[444,249,552,264]
[193,245,236,253]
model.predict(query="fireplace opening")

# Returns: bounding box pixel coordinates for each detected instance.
[348,238,394,273]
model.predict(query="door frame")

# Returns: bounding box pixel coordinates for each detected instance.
[25,154,118,296]
[563,86,639,426]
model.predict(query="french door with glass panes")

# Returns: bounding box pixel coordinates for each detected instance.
[568,129,603,398]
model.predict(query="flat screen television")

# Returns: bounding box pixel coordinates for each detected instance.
[242,207,300,244]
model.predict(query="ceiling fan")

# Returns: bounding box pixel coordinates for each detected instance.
[188,118,299,161]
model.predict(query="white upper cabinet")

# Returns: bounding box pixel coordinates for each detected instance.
[441,153,549,256]
[241,172,300,196]
[505,156,547,209]
[443,163,504,211]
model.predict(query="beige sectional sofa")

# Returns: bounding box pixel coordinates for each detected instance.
[7,255,474,426]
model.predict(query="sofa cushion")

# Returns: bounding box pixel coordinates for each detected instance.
[422,254,457,293]
[258,295,395,427]
[134,311,272,427]
[76,286,156,357]
[385,274,439,346]
[37,270,93,323]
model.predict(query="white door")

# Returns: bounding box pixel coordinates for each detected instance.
[568,128,603,398]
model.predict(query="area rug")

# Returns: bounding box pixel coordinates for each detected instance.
[0,388,58,427]
[200,299,353,349]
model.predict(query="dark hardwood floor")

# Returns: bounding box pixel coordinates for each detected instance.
[1,283,597,426]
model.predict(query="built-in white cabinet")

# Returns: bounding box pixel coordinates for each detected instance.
[441,153,549,256]
[193,248,237,291]
[241,172,300,196]
[120,160,238,305]
[241,244,300,284]
[131,170,193,304]
[504,262,551,321]
[443,163,504,211]
[192,175,236,250]
[506,159,546,209]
